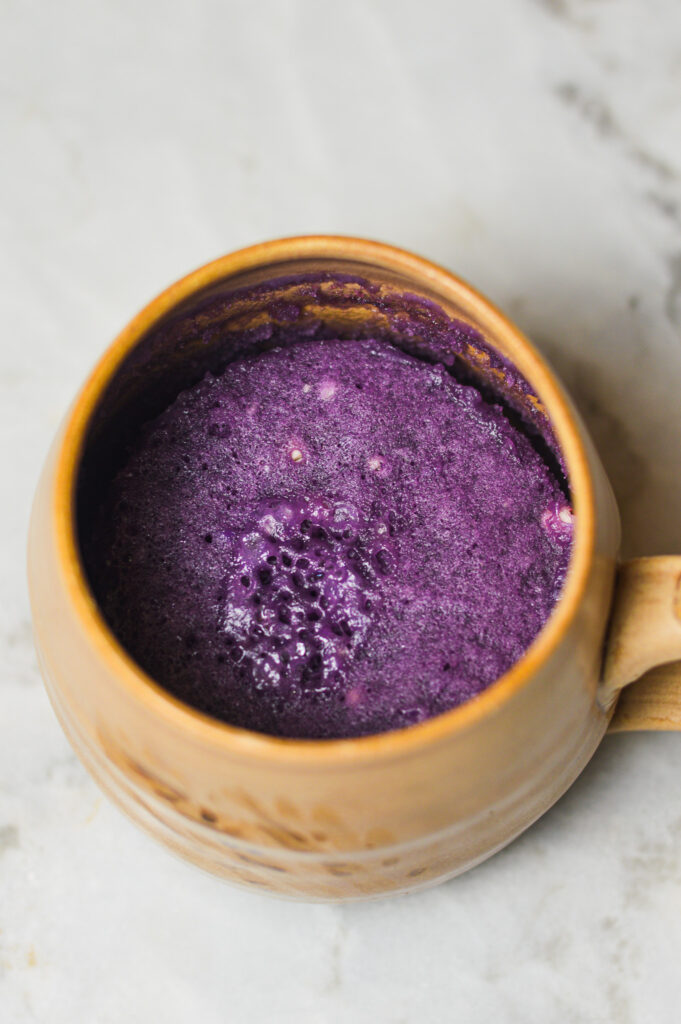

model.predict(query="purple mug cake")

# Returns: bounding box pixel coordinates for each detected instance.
[85,294,573,740]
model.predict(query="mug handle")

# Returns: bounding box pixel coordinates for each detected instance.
[601,557,681,731]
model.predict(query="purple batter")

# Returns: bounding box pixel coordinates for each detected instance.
[87,337,573,739]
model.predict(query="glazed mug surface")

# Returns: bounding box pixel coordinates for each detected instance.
[28,237,681,900]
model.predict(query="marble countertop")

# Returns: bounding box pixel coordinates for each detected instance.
[2,0,681,1020]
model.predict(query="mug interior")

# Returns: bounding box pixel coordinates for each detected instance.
[77,257,568,544]
[63,238,593,754]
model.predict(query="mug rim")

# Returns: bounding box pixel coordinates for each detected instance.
[52,235,596,764]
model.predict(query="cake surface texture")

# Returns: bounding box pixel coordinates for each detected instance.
[86,337,573,738]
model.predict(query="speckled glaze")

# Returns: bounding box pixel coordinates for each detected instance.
[28,237,621,900]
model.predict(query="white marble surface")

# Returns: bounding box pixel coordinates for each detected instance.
[2,0,681,1020]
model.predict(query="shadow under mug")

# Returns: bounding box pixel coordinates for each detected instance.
[27,237,681,900]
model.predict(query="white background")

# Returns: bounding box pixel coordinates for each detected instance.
[2,1,681,1021]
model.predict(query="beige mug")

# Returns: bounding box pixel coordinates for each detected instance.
[28,237,681,900]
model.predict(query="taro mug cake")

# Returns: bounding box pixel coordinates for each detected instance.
[85,336,573,739]
[30,238,681,900]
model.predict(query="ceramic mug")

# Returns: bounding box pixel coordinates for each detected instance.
[28,237,681,901]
